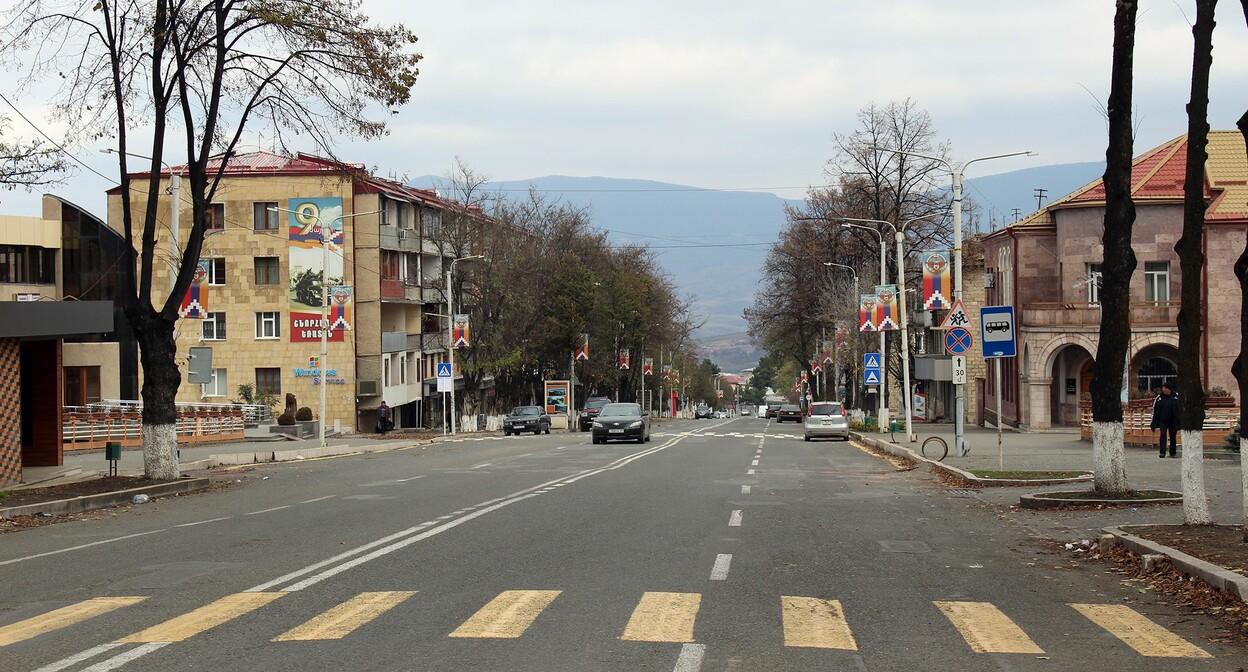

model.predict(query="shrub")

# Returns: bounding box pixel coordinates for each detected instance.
[296,406,314,421]
[1225,422,1242,451]
[277,412,296,426]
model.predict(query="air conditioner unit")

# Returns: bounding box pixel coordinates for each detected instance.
[984,273,995,288]
[357,379,380,396]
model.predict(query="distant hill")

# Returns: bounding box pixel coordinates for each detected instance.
[963,161,1105,231]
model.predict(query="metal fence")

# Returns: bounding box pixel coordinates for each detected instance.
[63,399,253,450]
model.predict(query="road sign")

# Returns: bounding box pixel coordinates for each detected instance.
[864,369,881,385]
[951,355,967,384]
[944,327,973,355]
[863,352,882,387]
[436,362,453,378]
[863,353,881,370]
[980,305,1016,358]
[937,298,972,330]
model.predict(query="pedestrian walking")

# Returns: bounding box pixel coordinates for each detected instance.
[376,401,392,435]
[1149,382,1180,457]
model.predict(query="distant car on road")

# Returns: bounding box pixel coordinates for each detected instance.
[695,404,712,419]
[503,406,551,436]
[578,397,613,431]
[804,401,850,441]
[764,405,778,419]
[739,406,752,416]
[591,403,651,444]
[776,404,803,422]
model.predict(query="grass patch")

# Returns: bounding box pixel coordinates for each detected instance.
[968,470,1090,480]
[0,490,11,500]
[1040,489,1177,500]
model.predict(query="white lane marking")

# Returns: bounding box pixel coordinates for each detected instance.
[31,643,125,672]
[472,463,491,469]
[751,459,759,466]
[300,495,336,503]
[746,469,755,475]
[710,554,732,580]
[728,510,743,527]
[673,643,707,672]
[79,642,169,672]
[395,476,426,483]
[741,485,751,494]
[175,517,232,528]
[245,505,291,516]
[437,515,454,520]
[0,530,165,567]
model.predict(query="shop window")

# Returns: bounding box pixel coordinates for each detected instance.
[64,366,102,406]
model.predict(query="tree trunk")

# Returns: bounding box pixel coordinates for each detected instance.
[1090,0,1138,496]
[1234,0,1248,539]
[1176,0,1217,525]
[132,309,181,479]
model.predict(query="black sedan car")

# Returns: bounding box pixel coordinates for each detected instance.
[776,404,803,422]
[503,406,551,436]
[591,402,651,444]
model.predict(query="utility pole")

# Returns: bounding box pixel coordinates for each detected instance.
[1033,187,1048,210]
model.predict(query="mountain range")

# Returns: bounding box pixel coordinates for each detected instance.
[412,160,1106,374]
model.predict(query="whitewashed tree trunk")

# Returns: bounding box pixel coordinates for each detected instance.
[1092,421,1129,494]
[1241,436,1248,535]
[142,423,180,480]
[1180,429,1210,524]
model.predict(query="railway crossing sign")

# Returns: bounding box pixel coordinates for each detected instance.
[944,327,973,356]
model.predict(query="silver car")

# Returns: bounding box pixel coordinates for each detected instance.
[804,402,849,441]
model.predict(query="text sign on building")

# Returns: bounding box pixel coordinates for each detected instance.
[979,305,1016,358]
[288,197,348,343]
[951,355,967,385]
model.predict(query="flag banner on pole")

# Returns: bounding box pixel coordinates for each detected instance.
[921,249,953,310]
[618,348,630,370]
[837,328,847,348]
[575,333,589,361]
[716,389,723,398]
[859,294,877,332]
[453,313,470,348]
[811,359,822,375]
[800,370,808,383]
[822,343,833,365]
[179,259,210,319]
[662,364,672,381]
[329,285,354,331]
[643,358,653,375]
[875,285,899,331]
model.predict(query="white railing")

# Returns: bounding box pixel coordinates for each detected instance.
[64,400,247,450]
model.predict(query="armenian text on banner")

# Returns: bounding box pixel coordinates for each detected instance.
[575,333,589,361]
[859,294,877,332]
[875,285,899,331]
[179,259,210,319]
[289,197,346,342]
[921,249,953,310]
[618,348,630,370]
[453,314,470,348]
[643,358,654,375]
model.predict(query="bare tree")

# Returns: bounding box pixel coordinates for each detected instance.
[1175,0,1218,524]
[0,114,66,193]
[1,0,421,478]
[1089,0,1138,496]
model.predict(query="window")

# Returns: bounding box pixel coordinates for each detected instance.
[399,356,406,384]
[1138,357,1177,392]
[64,366,102,406]
[207,203,225,231]
[255,311,281,339]
[380,250,401,281]
[254,202,280,231]
[256,368,281,396]
[254,257,280,285]
[1144,261,1170,302]
[1085,263,1102,304]
[202,312,227,340]
[202,368,228,397]
[384,357,391,387]
[207,258,226,285]
[0,245,57,284]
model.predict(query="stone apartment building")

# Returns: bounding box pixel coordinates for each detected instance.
[109,151,476,434]
[981,131,1248,429]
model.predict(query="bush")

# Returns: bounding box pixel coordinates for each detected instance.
[850,419,877,432]
[1225,422,1242,451]
[277,412,296,426]
[296,406,314,421]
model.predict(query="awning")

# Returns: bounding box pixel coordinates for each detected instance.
[0,301,114,338]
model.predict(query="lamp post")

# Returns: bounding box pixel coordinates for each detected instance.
[102,149,181,292]
[824,261,858,409]
[839,223,889,433]
[872,147,1033,455]
[446,254,485,435]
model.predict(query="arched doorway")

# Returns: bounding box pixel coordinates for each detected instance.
[1049,344,1095,427]
[1135,345,1178,395]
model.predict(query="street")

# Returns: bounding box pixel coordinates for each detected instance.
[2,417,1243,671]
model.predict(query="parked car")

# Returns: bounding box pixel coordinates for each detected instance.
[776,404,803,422]
[694,404,713,419]
[591,402,651,444]
[804,401,850,441]
[764,405,778,419]
[739,406,751,416]
[713,410,728,419]
[578,397,613,431]
[503,406,551,436]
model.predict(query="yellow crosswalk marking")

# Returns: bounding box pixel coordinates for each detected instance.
[620,592,700,643]
[117,592,285,643]
[781,596,858,650]
[448,590,561,639]
[0,597,147,647]
[1071,604,1212,658]
[934,601,1045,654]
[274,591,417,641]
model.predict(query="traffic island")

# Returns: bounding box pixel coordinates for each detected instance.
[1020,489,1181,510]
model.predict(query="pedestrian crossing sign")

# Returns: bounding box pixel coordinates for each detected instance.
[436,363,452,378]
[863,353,881,370]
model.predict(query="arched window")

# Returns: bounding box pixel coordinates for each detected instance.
[1137,357,1176,392]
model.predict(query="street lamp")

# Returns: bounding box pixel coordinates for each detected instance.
[841,213,947,443]
[101,149,182,292]
[446,254,485,435]
[839,221,889,433]
[872,147,1033,455]
[824,261,858,408]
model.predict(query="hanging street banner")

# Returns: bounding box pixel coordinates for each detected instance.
[859,294,877,332]
[921,249,953,310]
[288,197,347,342]
[452,313,470,348]
[574,333,589,361]
[329,285,354,332]
[178,259,210,319]
[618,348,630,370]
[875,284,899,331]
[822,344,833,365]
[662,364,672,381]
[643,357,654,375]
[837,327,847,348]
[810,358,822,375]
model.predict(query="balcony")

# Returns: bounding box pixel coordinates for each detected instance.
[382,330,408,353]
[379,224,419,251]
[1021,301,1182,329]
[422,332,446,353]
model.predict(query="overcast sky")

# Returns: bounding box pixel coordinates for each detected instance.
[3,0,1247,218]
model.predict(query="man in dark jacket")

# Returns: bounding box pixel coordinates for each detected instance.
[1150,383,1180,457]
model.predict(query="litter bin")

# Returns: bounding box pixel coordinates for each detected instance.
[105,442,122,461]
[477,414,486,431]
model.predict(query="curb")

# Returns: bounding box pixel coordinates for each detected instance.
[0,478,212,518]
[172,439,439,472]
[1020,490,1182,509]
[1104,525,1248,603]
[850,432,1094,486]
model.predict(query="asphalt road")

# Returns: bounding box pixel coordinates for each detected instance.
[2,417,1244,671]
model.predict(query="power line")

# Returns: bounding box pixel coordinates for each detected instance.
[0,91,117,185]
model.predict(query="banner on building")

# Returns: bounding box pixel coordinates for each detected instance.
[875,284,899,331]
[453,313,470,348]
[921,249,953,311]
[618,348,630,370]
[643,357,654,375]
[859,294,877,332]
[575,333,589,361]
[178,259,210,319]
[289,197,347,342]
